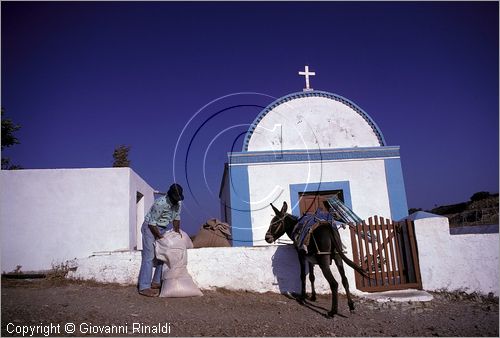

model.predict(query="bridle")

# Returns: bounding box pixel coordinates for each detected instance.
[266,215,288,243]
[267,213,302,243]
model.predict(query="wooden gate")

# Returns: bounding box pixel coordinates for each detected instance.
[349,216,422,292]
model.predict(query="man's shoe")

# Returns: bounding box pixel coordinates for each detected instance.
[139,288,159,297]
[151,282,161,290]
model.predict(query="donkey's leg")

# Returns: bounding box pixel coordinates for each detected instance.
[308,262,316,301]
[333,252,355,312]
[318,255,339,317]
[298,252,307,301]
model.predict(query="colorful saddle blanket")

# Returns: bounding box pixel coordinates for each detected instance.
[291,209,346,252]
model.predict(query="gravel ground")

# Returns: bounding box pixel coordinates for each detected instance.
[1,278,498,337]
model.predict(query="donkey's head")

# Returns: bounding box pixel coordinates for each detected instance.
[265,201,289,243]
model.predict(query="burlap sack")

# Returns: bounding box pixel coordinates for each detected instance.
[154,230,202,298]
[193,218,231,248]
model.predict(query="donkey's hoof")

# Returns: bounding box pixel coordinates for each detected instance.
[327,311,337,318]
[309,295,317,302]
[348,301,355,312]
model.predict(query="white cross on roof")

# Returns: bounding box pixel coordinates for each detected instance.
[298,65,316,91]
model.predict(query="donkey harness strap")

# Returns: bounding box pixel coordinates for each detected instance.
[311,229,331,255]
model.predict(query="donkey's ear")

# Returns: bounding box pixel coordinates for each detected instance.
[270,203,281,215]
[281,201,288,214]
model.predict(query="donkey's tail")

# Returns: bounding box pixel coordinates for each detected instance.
[330,226,371,279]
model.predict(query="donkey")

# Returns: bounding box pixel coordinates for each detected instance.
[265,201,368,317]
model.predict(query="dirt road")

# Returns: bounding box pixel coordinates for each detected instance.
[1,278,498,337]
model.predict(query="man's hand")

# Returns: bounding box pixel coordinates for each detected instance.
[173,220,180,234]
[148,224,163,240]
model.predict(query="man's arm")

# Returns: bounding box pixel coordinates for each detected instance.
[148,224,163,240]
[172,219,180,234]
[172,201,182,234]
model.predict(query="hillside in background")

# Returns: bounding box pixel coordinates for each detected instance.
[410,192,499,228]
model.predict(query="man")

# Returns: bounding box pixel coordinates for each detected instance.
[138,183,184,297]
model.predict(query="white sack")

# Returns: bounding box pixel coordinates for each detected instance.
[154,229,202,297]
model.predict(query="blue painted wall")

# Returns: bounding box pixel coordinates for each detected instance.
[227,165,253,246]
[384,158,409,220]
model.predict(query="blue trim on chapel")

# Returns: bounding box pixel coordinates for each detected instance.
[229,146,400,165]
[242,90,387,151]
[384,158,409,221]
[227,165,253,246]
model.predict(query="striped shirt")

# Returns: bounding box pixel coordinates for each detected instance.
[144,195,182,228]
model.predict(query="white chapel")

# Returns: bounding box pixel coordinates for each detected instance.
[220,66,409,246]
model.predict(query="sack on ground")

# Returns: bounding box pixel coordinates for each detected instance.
[193,218,231,248]
[154,229,202,298]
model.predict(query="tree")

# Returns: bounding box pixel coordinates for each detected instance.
[470,191,491,202]
[408,208,422,215]
[1,108,22,170]
[112,145,131,167]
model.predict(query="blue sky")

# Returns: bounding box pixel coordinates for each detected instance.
[2,1,498,235]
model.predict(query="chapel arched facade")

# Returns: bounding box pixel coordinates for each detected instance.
[220,90,408,246]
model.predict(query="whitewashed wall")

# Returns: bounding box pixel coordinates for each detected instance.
[68,214,498,296]
[412,212,499,296]
[0,168,154,272]
[69,236,361,296]
[247,159,392,244]
[128,171,155,251]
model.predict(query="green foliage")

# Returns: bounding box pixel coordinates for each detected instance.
[1,108,22,170]
[1,108,21,150]
[46,262,70,280]
[470,191,491,202]
[408,208,422,215]
[1,158,23,170]
[430,202,468,215]
[112,145,131,167]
